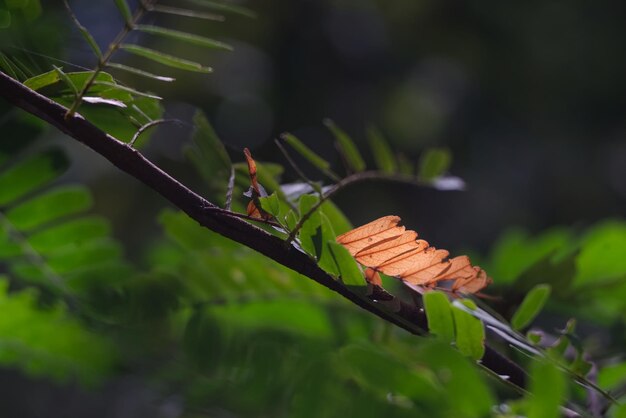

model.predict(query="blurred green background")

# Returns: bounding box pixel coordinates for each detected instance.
[1,0,626,417]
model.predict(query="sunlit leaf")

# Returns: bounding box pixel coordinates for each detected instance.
[120,44,212,73]
[451,299,485,360]
[299,194,339,275]
[424,291,455,343]
[258,193,281,218]
[327,242,363,286]
[511,284,551,330]
[82,96,127,107]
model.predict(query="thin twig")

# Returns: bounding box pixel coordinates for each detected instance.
[129,118,180,146]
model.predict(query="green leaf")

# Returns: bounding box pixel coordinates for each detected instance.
[528,359,566,418]
[489,228,571,283]
[320,201,352,236]
[423,291,455,343]
[24,70,115,92]
[28,217,110,254]
[258,193,281,217]
[451,299,485,360]
[511,284,551,330]
[324,119,366,172]
[598,362,626,390]
[328,242,363,286]
[281,132,331,172]
[367,126,397,173]
[0,149,69,207]
[106,62,175,82]
[183,0,257,18]
[418,147,451,180]
[5,186,92,232]
[135,25,233,51]
[114,0,133,24]
[298,195,339,275]
[575,221,626,284]
[120,44,213,73]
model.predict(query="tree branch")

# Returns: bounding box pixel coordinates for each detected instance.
[0,70,527,389]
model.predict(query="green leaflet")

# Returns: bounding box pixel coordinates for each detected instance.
[423,291,455,343]
[120,44,213,73]
[0,149,69,206]
[511,284,551,330]
[418,147,451,180]
[135,25,233,51]
[298,194,339,275]
[113,0,133,24]
[324,119,366,172]
[106,63,175,82]
[367,126,397,173]
[451,299,485,361]
[281,132,332,172]
[328,241,363,286]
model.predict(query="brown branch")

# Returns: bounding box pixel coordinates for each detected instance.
[0,70,527,389]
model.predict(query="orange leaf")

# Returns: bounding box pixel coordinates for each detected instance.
[337,216,492,295]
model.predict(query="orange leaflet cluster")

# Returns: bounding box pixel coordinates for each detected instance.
[336,216,492,295]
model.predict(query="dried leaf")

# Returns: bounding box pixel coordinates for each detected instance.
[337,216,492,295]
[243,148,272,220]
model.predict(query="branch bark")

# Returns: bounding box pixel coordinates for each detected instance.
[0,70,527,389]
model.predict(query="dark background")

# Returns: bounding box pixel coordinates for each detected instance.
[55,0,626,257]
